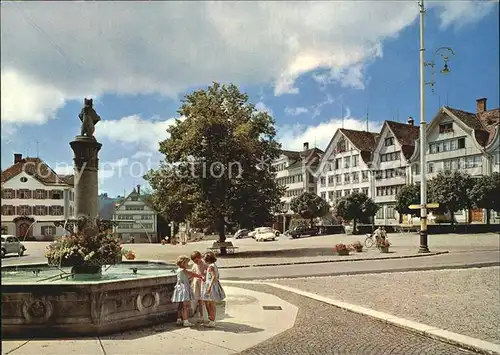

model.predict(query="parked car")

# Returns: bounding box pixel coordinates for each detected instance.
[234,229,250,239]
[254,227,277,242]
[1,235,26,258]
[273,229,281,237]
[288,226,319,239]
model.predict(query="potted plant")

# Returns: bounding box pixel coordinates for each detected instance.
[123,249,136,260]
[377,239,391,253]
[351,241,363,252]
[333,243,349,256]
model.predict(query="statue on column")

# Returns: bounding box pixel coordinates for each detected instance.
[78,98,101,137]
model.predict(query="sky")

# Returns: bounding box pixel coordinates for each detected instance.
[1,1,499,197]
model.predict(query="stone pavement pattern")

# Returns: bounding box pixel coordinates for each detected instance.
[235,284,474,355]
[273,267,500,345]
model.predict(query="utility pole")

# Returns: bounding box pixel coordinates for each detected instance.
[418,0,430,253]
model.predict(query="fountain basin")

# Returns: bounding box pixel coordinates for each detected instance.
[1,261,178,338]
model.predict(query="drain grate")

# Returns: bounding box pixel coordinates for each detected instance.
[262,305,282,310]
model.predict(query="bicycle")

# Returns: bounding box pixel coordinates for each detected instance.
[364,234,383,248]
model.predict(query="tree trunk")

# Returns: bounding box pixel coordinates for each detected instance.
[486,209,491,225]
[310,218,314,228]
[217,214,227,255]
[352,219,358,235]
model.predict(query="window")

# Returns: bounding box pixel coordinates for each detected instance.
[20,177,28,183]
[320,177,326,186]
[18,189,31,199]
[125,206,144,211]
[141,214,153,220]
[344,157,350,168]
[328,191,334,200]
[41,226,56,235]
[362,187,369,195]
[51,190,63,199]
[35,190,47,199]
[328,176,334,185]
[141,223,153,229]
[2,205,15,215]
[458,138,465,149]
[412,164,420,175]
[335,158,341,170]
[444,160,451,171]
[384,137,394,146]
[362,171,369,182]
[386,206,396,219]
[119,223,134,229]
[50,206,63,215]
[34,206,47,216]
[353,188,359,193]
[336,190,342,198]
[428,162,434,173]
[439,122,453,133]
[2,189,14,199]
[344,189,350,196]
[352,155,359,167]
[19,205,31,215]
[335,175,342,185]
[376,208,384,219]
[381,152,401,162]
[321,192,326,199]
[344,173,350,183]
[352,172,359,183]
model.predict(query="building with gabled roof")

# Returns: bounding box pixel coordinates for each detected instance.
[1,153,75,240]
[111,185,158,242]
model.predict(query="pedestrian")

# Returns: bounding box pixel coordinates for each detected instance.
[171,255,203,327]
[190,251,208,323]
[201,251,226,328]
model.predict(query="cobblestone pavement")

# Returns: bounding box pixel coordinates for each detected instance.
[273,267,500,345]
[235,284,474,355]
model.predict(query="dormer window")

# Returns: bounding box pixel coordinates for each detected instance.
[439,122,453,133]
[384,137,394,146]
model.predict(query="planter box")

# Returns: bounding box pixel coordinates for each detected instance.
[379,247,390,253]
[337,249,349,256]
[355,248,363,253]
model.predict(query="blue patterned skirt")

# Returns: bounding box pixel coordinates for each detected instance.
[171,282,195,303]
[201,281,226,301]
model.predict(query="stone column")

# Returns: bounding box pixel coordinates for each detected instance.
[70,136,102,219]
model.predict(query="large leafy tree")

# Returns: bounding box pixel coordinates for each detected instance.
[290,192,329,226]
[145,83,285,247]
[335,192,379,234]
[395,184,421,221]
[468,172,500,224]
[428,171,474,225]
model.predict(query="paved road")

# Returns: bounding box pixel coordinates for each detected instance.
[237,284,475,355]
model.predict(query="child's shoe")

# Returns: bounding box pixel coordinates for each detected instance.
[183,320,194,327]
[176,318,183,326]
[205,320,216,328]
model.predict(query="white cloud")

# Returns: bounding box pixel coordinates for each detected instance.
[437,1,497,29]
[284,107,309,116]
[95,115,176,151]
[1,1,491,126]
[255,102,273,116]
[277,108,383,151]
[52,157,130,182]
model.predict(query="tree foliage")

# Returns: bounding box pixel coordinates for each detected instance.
[289,192,329,225]
[428,171,474,222]
[395,184,421,218]
[145,83,285,243]
[335,192,379,233]
[468,172,500,223]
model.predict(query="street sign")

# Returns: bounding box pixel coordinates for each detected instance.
[408,203,439,210]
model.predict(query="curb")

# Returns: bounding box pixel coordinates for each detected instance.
[223,261,500,280]
[223,280,500,355]
[218,251,450,269]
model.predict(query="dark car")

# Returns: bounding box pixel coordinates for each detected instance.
[288,226,318,239]
[234,229,250,239]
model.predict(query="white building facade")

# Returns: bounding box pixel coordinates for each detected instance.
[1,154,74,240]
[112,185,158,242]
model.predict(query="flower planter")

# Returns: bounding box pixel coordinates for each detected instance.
[71,264,102,275]
[379,246,390,253]
[355,248,363,253]
[337,249,349,256]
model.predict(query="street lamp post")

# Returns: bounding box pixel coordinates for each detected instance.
[418,0,455,253]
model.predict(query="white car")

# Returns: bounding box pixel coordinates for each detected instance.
[254,227,277,242]
[1,235,26,258]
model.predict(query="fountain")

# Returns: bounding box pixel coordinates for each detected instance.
[1,99,178,338]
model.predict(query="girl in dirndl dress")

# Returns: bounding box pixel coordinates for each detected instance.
[201,251,226,328]
[172,255,203,327]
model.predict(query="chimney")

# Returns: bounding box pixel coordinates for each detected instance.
[476,98,487,113]
[303,142,309,151]
[408,117,414,126]
[14,153,22,164]
[136,184,140,195]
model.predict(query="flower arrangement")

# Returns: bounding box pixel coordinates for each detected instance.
[351,241,363,252]
[333,243,350,255]
[123,249,136,260]
[377,238,391,251]
[46,231,123,268]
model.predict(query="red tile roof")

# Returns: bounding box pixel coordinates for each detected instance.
[1,157,73,186]
[445,107,499,146]
[339,128,379,163]
[385,121,420,159]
